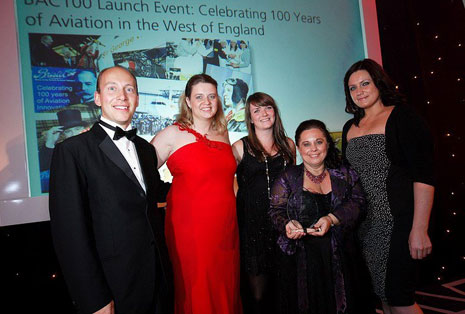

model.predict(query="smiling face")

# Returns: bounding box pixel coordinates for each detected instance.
[186,82,218,122]
[297,128,328,169]
[347,69,382,110]
[250,103,275,131]
[94,67,138,129]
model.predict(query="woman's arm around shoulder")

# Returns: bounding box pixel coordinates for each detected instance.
[231,139,244,165]
[150,125,177,169]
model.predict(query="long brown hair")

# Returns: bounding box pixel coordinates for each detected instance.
[245,92,294,164]
[177,74,227,133]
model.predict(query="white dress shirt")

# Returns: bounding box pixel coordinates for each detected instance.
[99,116,146,192]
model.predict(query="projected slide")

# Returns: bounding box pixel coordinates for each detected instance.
[15,0,366,196]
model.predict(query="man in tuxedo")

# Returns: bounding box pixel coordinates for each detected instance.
[49,66,172,314]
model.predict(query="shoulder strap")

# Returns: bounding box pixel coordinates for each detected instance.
[173,122,204,142]
[241,136,254,158]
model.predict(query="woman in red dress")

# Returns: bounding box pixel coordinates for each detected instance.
[151,74,242,314]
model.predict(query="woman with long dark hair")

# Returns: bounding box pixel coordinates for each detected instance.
[342,58,435,313]
[232,92,295,313]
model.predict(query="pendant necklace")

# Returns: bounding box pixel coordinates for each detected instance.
[263,152,287,200]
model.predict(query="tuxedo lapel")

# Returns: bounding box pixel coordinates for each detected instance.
[133,137,154,195]
[92,124,144,193]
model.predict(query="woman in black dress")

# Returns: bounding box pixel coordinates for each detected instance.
[232,92,295,313]
[342,59,435,313]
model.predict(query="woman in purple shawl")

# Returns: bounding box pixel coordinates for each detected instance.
[269,119,370,314]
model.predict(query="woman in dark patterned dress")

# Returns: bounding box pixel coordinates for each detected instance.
[342,59,435,314]
[232,92,295,314]
[269,119,366,314]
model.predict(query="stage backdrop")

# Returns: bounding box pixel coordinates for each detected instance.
[0,0,381,225]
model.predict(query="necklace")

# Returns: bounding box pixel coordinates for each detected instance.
[263,152,287,200]
[305,167,327,184]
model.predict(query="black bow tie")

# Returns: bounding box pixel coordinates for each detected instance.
[99,120,137,141]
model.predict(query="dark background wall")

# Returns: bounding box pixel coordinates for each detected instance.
[1,1,464,313]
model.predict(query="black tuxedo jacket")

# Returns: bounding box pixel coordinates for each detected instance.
[49,123,172,314]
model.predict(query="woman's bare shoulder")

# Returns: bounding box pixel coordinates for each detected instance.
[150,124,179,144]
